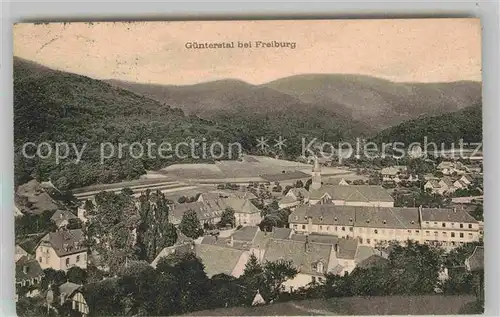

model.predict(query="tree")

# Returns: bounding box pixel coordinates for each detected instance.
[66,267,87,284]
[179,210,202,239]
[240,254,265,304]
[40,269,67,291]
[261,259,298,303]
[66,218,83,230]
[385,241,443,295]
[470,205,483,221]
[218,207,236,228]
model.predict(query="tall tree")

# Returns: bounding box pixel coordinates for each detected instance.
[179,210,202,239]
[219,207,236,228]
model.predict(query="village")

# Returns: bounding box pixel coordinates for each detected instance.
[14,151,484,316]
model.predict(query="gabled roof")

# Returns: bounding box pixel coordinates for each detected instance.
[263,238,332,276]
[195,244,245,277]
[59,282,82,300]
[426,179,441,188]
[38,229,87,257]
[309,185,393,203]
[51,210,78,226]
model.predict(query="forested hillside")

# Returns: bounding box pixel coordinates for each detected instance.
[371,105,482,146]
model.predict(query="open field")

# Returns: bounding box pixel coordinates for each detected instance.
[183,295,478,316]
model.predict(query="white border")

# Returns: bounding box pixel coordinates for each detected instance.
[2,1,499,316]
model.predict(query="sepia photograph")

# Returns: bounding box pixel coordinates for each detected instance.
[13,18,483,316]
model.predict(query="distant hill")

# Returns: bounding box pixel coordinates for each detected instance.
[107,74,481,132]
[14,57,228,190]
[370,105,482,146]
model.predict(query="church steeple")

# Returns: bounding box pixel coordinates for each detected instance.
[311,156,322,190]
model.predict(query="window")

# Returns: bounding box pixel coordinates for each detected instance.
[434,231,438,236]
[434,222,438,225]
[442,232,447,236]
[312,276,316,283]
[460,233,464,238]
[425,231,430,236]
[349,227,353,232]
[302,225,306,230]
[468,233,473,238]
[374,229,378,234]
[460,224,464,228]
[408,230,412,234]
[66,258,70,267]
[76,255,80,263]
[451,232,455,238]
[367,239,371,244]
[342,227,346,231]
[317,262,324,273]
[319,225,323,231]
[442,223,446,227]
[468,224,473,229]
[335,226,338,231]
[38,257,42,263]
[416,230,420,234]
[425,222,429,225]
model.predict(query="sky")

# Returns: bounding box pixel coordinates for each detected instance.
[13,19,481,85]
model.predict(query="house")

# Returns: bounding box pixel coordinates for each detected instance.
[309,185,394,207]
[323,177,351,186]
[218,198,262,227]
[197,190,257,202]
[195,244,250,278]
[288,204,480,249]
[69,288,90,317]
[150,241,196,268]
[381,167,399,182]
[262,235,381,290]
[59,281,82,305]
[14,204,23,218]
[279,187,309,209]
[438,177,457,194]
[35,228,88,271]
[16,256,44,298]
[16,244,29,262]
[170,197,262,227]
[51,210,78,228]
[424,179,443,194]
[437,161,467,176]
[459,174,474,187]
[263,238,335,290]
[169,201,222,227]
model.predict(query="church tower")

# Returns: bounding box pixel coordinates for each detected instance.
[311,156,322,190]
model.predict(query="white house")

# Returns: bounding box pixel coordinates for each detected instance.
[35,229,88,271]
[51,210,78,228]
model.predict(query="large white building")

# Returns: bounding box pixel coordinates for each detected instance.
[288,204,480,249]
[35,229,88,271]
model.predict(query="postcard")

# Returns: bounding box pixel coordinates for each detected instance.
[13,19,483,316]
